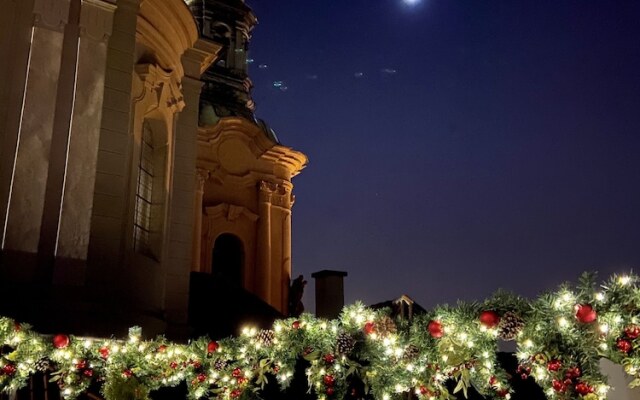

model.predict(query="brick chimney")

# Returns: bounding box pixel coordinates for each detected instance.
[311,270,348,319]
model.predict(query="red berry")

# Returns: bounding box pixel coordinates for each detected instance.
[575,304,597,323]
[52,334,70,349]
[625,325,640,339]
[76,360,87,370]
[230,389,242,398]
[479,310,501,328]
[232,368,242,377]
[364,322,376,335]
[617,338,633,353]
[326,387,335,396]
[2,364,16,376]
[99,346,110,359]
[292,320,301,329]
[323,375,335,386]
[566,367,581,379]
[323,354,335,364]
[575,382,593,395]
[552,379,566,392]
[197,373,207,382]
[170,361,178,369]
[83,369,94,377]
[207,341,219,354]
[547,359,562,372]
[427,320,444,338]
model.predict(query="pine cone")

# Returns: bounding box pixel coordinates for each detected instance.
[377,316,397,337]
[35,358,52,372]
[336,332,356,355]
[498,311,525,341]
[256,329,275,346]
[402,345,420,362]
[214,360,228,371]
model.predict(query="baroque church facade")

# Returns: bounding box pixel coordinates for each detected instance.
[0,0,306,339]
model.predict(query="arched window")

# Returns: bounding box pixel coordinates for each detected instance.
[211,234,244,287]
[134,122,154,255]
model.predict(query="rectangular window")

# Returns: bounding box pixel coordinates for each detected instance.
[134,124,154,255]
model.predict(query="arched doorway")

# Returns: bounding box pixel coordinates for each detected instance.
[211,234,244,287]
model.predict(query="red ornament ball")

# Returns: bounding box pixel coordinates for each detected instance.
[575,304,597,323]
[83,369,94,378]
[625,325,640,339]
[99,346,110,359]
[364,321,376,335]
[207,341,219,354]
[292,320,301,329]
[479,310,501,328]
[617,338,633,353]
[230,389,242,398]
[197,373,207,383]
[76,360,87,370]
[232,368,243,377]
[427,320,444,338]
[547,359,562,372]
[52,334,70,349]
[2,363,16,376]
[326,387,335,396]
[323,375,335,386]
[575,382,593,395]
[323,353,336,364]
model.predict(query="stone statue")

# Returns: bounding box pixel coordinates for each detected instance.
[288,275,307,317]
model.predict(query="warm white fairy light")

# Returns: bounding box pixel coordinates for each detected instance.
[599,323,609,334]
[558,317,569,328]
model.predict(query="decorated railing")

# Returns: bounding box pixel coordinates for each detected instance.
[1,272,639,400]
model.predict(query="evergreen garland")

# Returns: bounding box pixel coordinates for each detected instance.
[0,272,639,400]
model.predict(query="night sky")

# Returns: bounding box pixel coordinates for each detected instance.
[245,1,640,312]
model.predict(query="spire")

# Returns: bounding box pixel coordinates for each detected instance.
[189,0,258,125]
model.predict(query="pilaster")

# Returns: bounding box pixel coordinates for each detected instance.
[192,168,209,272]
[87,0,140,292]
[52,0,116,284]
[1,0,70,279]
[256,181,275,304]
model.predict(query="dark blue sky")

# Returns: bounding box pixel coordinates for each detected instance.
[246,0,640,311]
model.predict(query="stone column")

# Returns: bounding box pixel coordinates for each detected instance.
[1,0,70,279]
[270,183,293,313]
[159,39,216,339]
[191,168,208,272]
[50,0,116,285]
[281,207,292,312]
[256,181,274,302]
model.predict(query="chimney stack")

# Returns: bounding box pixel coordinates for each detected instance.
[311,270,347,320]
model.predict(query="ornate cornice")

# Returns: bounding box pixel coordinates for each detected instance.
[205,204,258,223]
[134,64,185,113]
